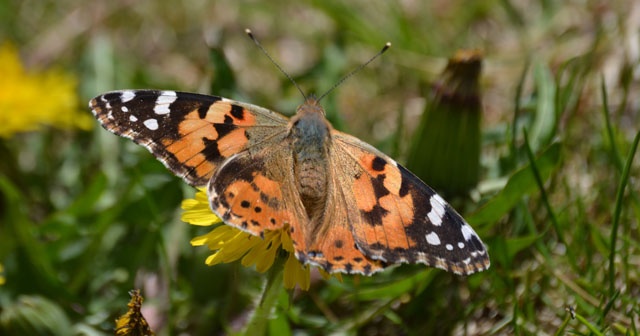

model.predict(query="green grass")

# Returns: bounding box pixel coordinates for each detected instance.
[1,1,639,335]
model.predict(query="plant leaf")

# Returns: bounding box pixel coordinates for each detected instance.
[467,142,561,225]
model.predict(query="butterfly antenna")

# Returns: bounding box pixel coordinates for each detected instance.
[245,28,307,100]
[317,42,391,102]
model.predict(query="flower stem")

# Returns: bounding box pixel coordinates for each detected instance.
[407,49,483,196]
[243,255,286,335]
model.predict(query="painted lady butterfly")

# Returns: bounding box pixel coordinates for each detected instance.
[90,43,489,276]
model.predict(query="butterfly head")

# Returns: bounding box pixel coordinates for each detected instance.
[295,95,325,117]
[290,96,333,141]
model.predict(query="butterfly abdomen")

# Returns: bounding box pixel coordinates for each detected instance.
[290,100,333,220]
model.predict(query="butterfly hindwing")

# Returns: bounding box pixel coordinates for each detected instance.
[301,217,386,275]
[90,90,288,187]
[331,132,490,275]
[207,146,306,240]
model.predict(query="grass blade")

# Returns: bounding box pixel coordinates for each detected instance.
[600,76,623,172]
[522,128,565,246]
[608,130,640,297]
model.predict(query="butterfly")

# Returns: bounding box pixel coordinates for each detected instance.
[90,52,489,276]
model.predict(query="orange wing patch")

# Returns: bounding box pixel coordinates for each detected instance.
[161,103,253,182]
[305,224,385,275]
[208,149,300,239]
[212,178,287,236]
[201,100,257,126]
[351,152,419,255]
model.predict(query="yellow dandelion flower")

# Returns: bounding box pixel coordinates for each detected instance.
[0,43,93,137]
[182,188,329,290]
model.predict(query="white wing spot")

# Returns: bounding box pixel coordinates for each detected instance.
[461,223,475,241]
[446,244,453,251]
[121,106,129,113]
[425,232,441,246]
[121,90,136,103]
[143,118,159,130]
[154,91,177,115]
[427,194,446,226]
[458,242,465,249]
[427,210,442,226]
[129,115,138,122]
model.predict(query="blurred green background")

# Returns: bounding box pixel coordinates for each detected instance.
[1,0,639,335]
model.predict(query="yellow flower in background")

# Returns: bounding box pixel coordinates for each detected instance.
[0,43,93,137]
[0,263,5,285]
[182,188,327,291]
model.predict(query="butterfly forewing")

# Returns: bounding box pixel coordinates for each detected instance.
[331,132,490,275]
[90,90,288,187]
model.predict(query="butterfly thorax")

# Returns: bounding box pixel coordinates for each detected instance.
[289,98,333,221]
